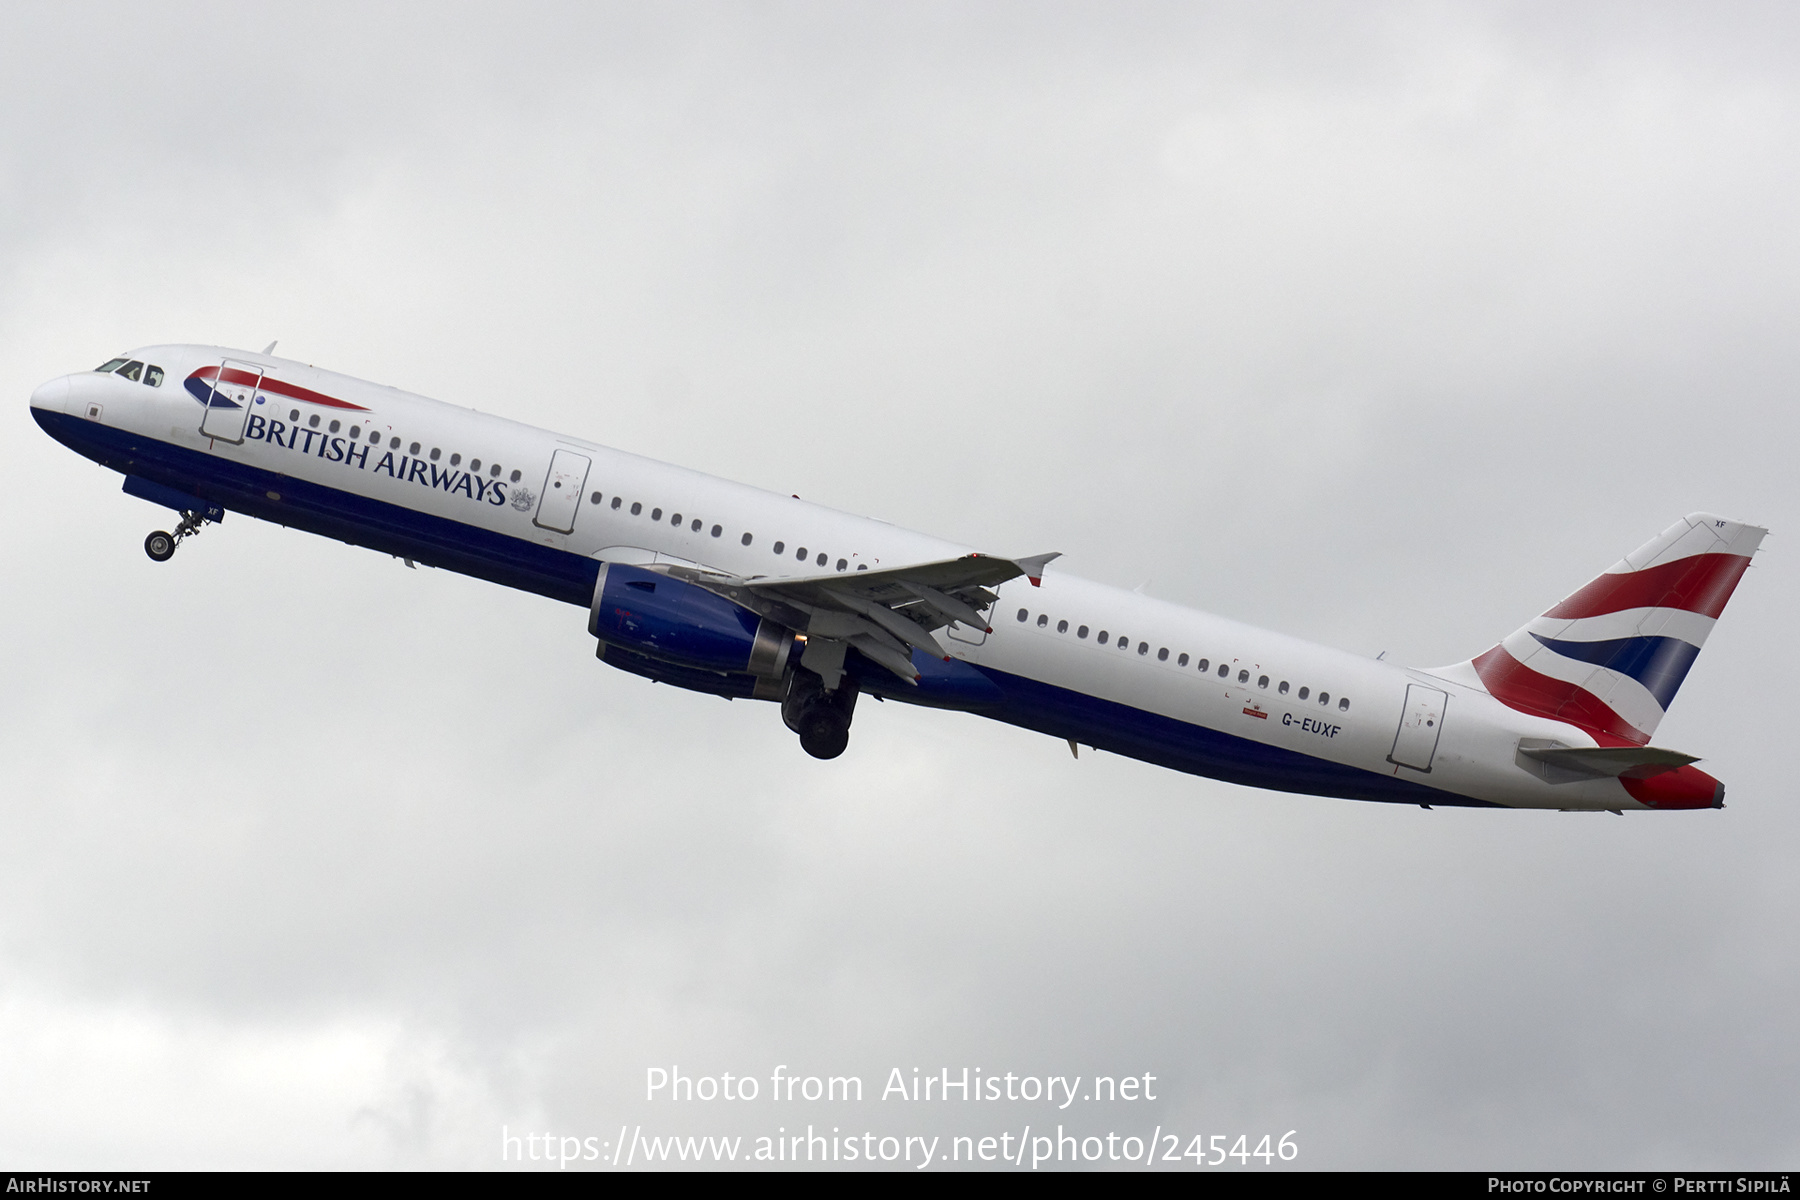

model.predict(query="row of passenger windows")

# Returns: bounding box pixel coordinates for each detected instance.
[281,409,524,482]
[1015,607,1352,712]
[586,490,868,572]
[95,358,165,387]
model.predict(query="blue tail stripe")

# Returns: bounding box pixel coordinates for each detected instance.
[1529,633,1701,710]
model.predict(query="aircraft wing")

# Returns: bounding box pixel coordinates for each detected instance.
[648,551,1060,687]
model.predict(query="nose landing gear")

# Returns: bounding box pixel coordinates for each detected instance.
[781,667,858,760]
[143,509,212,563]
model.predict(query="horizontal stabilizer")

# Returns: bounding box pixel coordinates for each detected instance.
[1518,740,1698,781]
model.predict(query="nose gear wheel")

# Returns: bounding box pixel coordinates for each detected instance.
[143,508,212,562]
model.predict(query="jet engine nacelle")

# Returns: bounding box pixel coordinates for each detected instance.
[588,561,794,687]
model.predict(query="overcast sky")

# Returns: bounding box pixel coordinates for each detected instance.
[2,1,1796,1171]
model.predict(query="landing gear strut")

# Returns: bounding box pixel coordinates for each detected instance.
[144,509,210,563]
[781,667,858,760]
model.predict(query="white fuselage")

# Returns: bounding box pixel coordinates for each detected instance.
[31,344,1654,811]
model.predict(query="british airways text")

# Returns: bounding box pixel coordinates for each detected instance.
[241,413,510,507]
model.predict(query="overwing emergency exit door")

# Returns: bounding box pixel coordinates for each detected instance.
[198,360,264,444]
[534,449,592,534]
[1388,683,1448,772]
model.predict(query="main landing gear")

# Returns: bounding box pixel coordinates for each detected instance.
[781,667,858,760]
[144,509,210,563]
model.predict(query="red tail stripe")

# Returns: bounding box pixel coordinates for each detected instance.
[1543,553,1751,621]
[1472,647,1650,746]
[193,365,370,412]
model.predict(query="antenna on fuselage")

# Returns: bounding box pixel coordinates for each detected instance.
[261,340,278,355]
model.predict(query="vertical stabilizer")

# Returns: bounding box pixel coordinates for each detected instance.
[1465,514,1765,745]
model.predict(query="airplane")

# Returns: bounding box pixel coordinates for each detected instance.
[31,345,1765,812]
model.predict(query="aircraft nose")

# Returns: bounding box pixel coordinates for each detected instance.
[30,375,69,411]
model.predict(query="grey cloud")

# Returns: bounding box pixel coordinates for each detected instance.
[2,1,1796,1170]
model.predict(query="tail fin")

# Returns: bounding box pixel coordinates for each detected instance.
[1466,513,1766,745]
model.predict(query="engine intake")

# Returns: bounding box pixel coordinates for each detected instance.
[589,561,794,683]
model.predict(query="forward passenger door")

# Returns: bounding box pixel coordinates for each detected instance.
[198,360,264,444]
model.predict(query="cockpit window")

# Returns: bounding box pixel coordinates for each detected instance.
[95,358,129,373]
[115,360,144,382]
[144,365,164,387]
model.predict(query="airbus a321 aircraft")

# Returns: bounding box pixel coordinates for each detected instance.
[32,345,1765,812]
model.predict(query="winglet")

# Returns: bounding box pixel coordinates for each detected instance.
[1013,551,1062,587]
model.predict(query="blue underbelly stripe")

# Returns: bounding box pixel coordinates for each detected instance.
[43,410,1494,807]
[968,666,1490,806]
[37,408,599,607]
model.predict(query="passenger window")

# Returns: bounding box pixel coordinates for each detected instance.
[713,525,723,538]
[613,496,623,509]
[332,420,343,434]
[816,553,827,566]
[293,410,303,423]
[1339,697,1350,711]
[796,547,807,560]
[773,541,785,554]
[590,492,602,505]
[1196,658,1208,672]
[1120,637,1131,651]
[1098,631,1109,644]
[1036,614,1048,628]
[1017,609,1029,622]
[1257,675,1269,689]
[510,469,522,482]
[1319,692,1330,705]
[651,508,662,521]
[631,502,642,516]
[1298,687,1309,700]
[1177,653,1188,666]
[670,512,681,525]
[349,426,360,440]
[469,458,479,470]
[491,463,502,477]
[1137,642,1148,655]
[1218,664,1228,678]
[1157,648,1169,661]
[1237,669,1249,683]
[1077,626,1089,639]
[1058,620,1069,633]
[692,520,703,532]
[835,558,846,571]
[741,532,752,545]
[447,451,458,464]
[116,361,144,382]
[856,564,868,571]
[409,442,422,455]
[310,415,322,429]
[429,447,440,460]
[1278,681,1289,695]
[145,365,164,387]
[392,438,401,450]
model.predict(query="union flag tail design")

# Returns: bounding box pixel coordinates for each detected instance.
[1470,514,1766,745]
